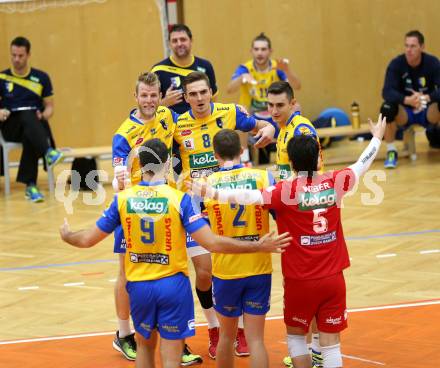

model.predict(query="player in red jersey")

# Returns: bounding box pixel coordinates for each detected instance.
[189,114,386,368]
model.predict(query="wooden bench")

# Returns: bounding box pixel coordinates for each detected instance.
[319,124,416,165]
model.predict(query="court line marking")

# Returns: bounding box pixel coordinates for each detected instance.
[17,286,39,291]
[63,282,85,287]
[1,229,438,273]
[1,298,438,346]
[342,354,385,365]
[420,249,440,254]
[376,253,397,258]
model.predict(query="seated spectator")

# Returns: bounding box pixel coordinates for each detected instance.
[381,30,440,169]
[0,36,62,202]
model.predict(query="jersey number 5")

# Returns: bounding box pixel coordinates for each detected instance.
[312,208,328,233]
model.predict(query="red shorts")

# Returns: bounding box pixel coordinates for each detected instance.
[283,272,347,333]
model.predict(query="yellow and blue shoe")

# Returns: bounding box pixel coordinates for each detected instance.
[283,356,293,368]
[312,348,323,367]
[25,185,44,203]
[112,331,136,361]
[45,148,64,166]
[384,150,398,169]
[181,344,203,366]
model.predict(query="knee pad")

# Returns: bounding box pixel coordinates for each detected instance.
[321,343,343,368]
[195,286,213,309]
[380,101,398,123]
[287,334,309,358]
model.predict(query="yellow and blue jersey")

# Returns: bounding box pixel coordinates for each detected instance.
[112,107,178,185]
[173,102,256,189]
[96,181,208,282]
[204,164,274,279]
[151,56,218,114]
[0,67,53,111]
[231,59,287,114]
[275,112,318,180]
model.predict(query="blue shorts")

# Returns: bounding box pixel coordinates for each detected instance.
[212,274,271,317]
[403,106,429,128]
[126,273,195,340]
[113,225,126,253]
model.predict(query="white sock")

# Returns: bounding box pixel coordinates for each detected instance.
[240,148,250,162]
[238,314,244,329]
[311,333,321,353]
[118,318,131,338]
[287,334,309,358]
[203,307,219,329]
[387,143,397,152]
[322,343,342,368]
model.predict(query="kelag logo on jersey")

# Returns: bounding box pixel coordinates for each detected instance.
[277,164,291,179]
[189,152,218,168]
[214,179,257,190]
[127,197,169,214]
[298,189,336,211]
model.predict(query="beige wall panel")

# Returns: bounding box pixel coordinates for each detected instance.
[185,0,440,121]
[0,0,163,147]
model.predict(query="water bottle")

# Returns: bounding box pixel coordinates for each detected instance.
[351,101,360,129]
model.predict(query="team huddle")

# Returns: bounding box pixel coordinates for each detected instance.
[60,25,389,368]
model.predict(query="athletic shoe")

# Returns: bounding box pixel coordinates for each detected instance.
[311,348,323,367]
[112,331,136,361]
[283,356,293,367]
[208,327,219,359]
[234,328,250,356]
[45,148,64,166]
[25,185,44,203]
[181,344,203,366]
[384,150,398,169]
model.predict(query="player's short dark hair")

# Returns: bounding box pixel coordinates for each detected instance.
[252,32,271,49]
[136,72,161,93]
[268,81,294,100]
[213,129,242,160]
[287,135,319,177]
[169,24,192,40]
[11,36,31,53]
[139,139,169,175]
[182,71,211,93]
[405,30,424,45]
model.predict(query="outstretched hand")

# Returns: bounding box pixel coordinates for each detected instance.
[258,231,292,253]
[368,113,387,140]
[59,218,71,241]
[254,123,276,148]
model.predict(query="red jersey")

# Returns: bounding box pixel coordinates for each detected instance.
[262,169,356,280]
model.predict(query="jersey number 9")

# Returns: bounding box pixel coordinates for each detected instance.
[140,218,155,244]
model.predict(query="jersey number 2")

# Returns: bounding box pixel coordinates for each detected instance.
[231,204,246,227]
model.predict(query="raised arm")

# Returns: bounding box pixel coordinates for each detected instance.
[348,114,386,178]
[277,58,301,90]
[59,218,109,248]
